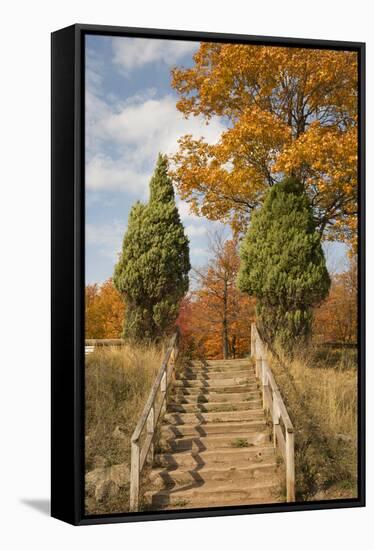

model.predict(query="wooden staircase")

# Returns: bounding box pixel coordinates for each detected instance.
[144,358,285,510]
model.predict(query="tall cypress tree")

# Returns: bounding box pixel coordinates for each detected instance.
[238,177,330,353]
[113,154,190,342]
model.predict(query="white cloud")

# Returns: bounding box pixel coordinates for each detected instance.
[85,47,105,94]
[85,90,113,156]
[86,154,149,195]
[177,200,196,221]
[112,37,198,72]
[322,241,349,274]
[101,95,224,153]
[85,94,226,194]
[185,224,207,238]
[85,87,158,158]
[86,221,125,261]
[191,247,208,258]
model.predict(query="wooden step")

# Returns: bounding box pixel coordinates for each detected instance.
[149,461,280,488]
[174,375,255,387]
[167,400,262,413]
[148,493,281,509]
[173,386,259,398]
[171,390,261,404]
[163,409,265,425]
[155,446,276,468]
[183,363,254,373]
[184,364,256,374]
[160,430,270,451]
[161,418,266,436]
[173,383,259,394]
[145,479,281,508]
[176,370,253,381]
[193,359,251,367]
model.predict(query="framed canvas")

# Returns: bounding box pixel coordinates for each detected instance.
[51,24,365,525]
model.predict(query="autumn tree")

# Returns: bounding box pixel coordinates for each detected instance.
[314,258,357,343]
[113,154,190,342]
[85,279,125,339]
[170,44,358,246]
[175,295,195,354]
[187,235,254,359]
[188,291,254,360]
[238,178,330,353]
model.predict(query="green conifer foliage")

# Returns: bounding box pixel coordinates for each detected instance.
[113,154,190,341]
[238,177,330,353]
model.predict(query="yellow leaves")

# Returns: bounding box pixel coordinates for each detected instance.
[275,124,357,196]
[313,259,357,343]
[170,105,292,227]
[170,43,358,245]
[274,121,358,248]
[85,279,125,339]
[173,44,357,124]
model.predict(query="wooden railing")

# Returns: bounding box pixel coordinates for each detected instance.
[85,338,124,346]
[129,329,180,512]
[251,323,295,502]
[85,339,124,355]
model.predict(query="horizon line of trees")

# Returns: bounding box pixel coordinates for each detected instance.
[85,252,357,353]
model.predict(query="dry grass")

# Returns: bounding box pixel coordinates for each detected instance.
[85,343,162,514]
[84,339,358,512]
[269,345,357,501]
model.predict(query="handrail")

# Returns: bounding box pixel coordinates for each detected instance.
[251,323,295,502]
[129,329,179,512]
[85,338,124,346]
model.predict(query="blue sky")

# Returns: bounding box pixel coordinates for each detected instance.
[85,35,349,284]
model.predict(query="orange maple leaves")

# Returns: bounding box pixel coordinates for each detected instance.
[85,279,125,339]
[313,259,357,344]
[170,43,358,245]
[177,238,255,359]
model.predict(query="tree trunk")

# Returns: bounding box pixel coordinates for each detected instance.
[231,335,237,359]
[222,279,229,359]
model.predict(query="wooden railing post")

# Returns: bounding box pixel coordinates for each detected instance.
[147,405,155,465]
[174,330,179,363]
[262,358,268,410]
[168,335,178,382]
[161,370,167,415]
[251,323,256,358]
[168,347,175,380]
[272,393,280,448]
[286,429,295,502]
[255,336,262,380]
[129,439,140,512]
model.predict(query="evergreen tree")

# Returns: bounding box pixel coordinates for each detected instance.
[238,177,330,353]
[113,154,190,341]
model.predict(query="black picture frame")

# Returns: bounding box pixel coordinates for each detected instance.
[51,23,366,526]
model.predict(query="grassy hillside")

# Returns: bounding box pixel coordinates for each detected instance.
[85,344,162,514]
[269,345,357,501]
